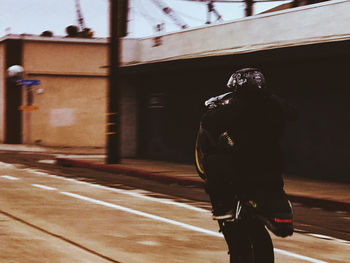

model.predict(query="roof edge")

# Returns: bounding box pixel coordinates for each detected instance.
[0,34,108,44]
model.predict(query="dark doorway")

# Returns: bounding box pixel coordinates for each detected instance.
[5,39,23,144]
[139,68,229,163]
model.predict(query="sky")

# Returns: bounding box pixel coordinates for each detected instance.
[0,0,285,38]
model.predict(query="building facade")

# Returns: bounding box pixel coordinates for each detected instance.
[0,35,109,149]
[119,0,350,182]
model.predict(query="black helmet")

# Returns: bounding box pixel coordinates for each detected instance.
[227,68,266,96]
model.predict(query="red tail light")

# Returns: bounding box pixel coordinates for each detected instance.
[274,218,292,223]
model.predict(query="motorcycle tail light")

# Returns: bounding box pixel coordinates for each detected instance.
[274,218,292,223]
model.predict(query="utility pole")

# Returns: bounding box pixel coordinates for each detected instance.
[292,0,300,7]
[107,0,128,164]
[245,0,254,16]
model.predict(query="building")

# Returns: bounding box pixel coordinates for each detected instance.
[0,35,109,148]
[261,0,330,13]
[119,0,350,182]
[0,34,139,156]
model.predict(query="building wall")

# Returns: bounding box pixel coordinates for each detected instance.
[23,41,108,76]
[0,43,5,142]
[24,75,107,147]
[0,37,139,155]
[121,0,350,65]
[136,52,350,182]
[120,77,138,157]
[21,40,109,148]
[121,38,140,66]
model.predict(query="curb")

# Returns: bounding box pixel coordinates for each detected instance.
[56,158,204,188]
[287,194,350,213]
[56,157,350,212]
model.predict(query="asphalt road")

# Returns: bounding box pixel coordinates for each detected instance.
[0,151,349,263]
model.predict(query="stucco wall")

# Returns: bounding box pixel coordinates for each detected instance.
[121,38,140,66]
[0,43,4,142]
[21,41,108,148]
[27,75,107,147]
[23,41,108,76]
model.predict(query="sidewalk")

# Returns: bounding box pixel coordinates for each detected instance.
[0,144,349,211]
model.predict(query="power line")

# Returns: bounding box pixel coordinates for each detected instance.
[133,0,169,33]
[137,0,166,26]
[134,7,159,26]
[172,9,205,23]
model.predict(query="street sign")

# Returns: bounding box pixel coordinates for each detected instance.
[17,79,40,86]
[18,105,39,111]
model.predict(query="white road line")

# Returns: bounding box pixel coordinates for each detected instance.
[334,238,350,244]
[0,162,15,168]
[60,191,329,263]
[24,169,49,176]
[32,184,57,191]
[89,184,208,213]
[55,154,106,159]
[309,233,333,240]
[1,175,19,180]
[60,191,222,237]
[304,233,350,246]
[24,168,208,213]
[38,160,56,164]
[274,249,328,263]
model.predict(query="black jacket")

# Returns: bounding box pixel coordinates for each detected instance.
[200,92,297,182]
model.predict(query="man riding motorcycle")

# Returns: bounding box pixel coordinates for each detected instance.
[198,68,296,237]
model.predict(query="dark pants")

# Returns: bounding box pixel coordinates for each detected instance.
[204,153,284,214]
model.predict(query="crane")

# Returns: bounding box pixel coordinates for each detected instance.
[178,0,292,17]
[151,0,188,29]
[136,0,294,35]
[74,0,93,37]
[75,0,86,31]
[206,1,223,24]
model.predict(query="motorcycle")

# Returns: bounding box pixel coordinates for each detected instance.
[219,197,275,263]
[195,91,233,180]
[194,92,293,263]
